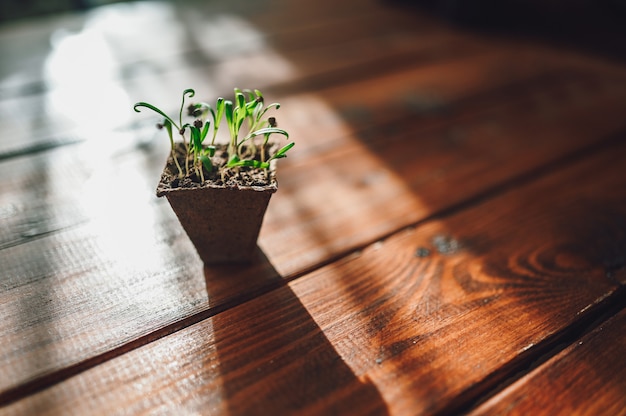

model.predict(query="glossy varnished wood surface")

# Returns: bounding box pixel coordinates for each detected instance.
[6,127,626,415]
[471,308,626,416]
[1,0,626,414]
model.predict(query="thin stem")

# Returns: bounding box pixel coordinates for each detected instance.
[183,133,190,176]
[179,89,195,129]
[173,149,184,178]
[197,161,205,183]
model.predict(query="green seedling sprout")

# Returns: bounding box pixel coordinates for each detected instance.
[134,88,292,185]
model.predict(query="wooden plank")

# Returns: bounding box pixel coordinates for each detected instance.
[0,52,586,254]
[4,125,626,414]
[261,66,626,274]
[3,0,626,410]
[4,56,624,252]
[2,0,624,158]
[0,0,465,155]
[2,60,626,399]
[0,0,386,86]
[470,307,626,416]
[0,28,476,157]
[6,0,615,158]
[0,2,433,97]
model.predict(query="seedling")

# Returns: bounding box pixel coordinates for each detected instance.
[133,88,293,184]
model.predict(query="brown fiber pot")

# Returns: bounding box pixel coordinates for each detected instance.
[156,158,277,264]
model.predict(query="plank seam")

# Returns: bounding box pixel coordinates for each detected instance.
[3,78,626,410]
[448,285,626,416]
[0,137,82,163]
[1,62,605,165]
[298,127,626,294]
[0,277,290,407]
[1,128,624,408]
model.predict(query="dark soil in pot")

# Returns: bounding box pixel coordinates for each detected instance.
[157,143,278,264]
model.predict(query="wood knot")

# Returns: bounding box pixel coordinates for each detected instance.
[432,234,462,255]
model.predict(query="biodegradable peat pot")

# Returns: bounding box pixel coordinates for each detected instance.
[134,87,293,264]
[156,146,277,264]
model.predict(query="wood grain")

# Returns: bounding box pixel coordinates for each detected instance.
[470,308,626,416]
[261,66,626,275]
[4,117,626,414]
[2,56,626,399]
[0,0,478,156]
[3,0,626,410]
[4,58,625,262]
[3,0,620,157]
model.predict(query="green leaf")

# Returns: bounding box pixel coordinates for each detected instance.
[211,97,225,145]
[224,100,234,136]
[224,101,233,123]
[235,89,245,110]
[226,153,240,168]
[205,145,216,157]
[236,108,246,132]
[215,97,225,119]
[271,142,295,159]
[258,102,280,119]
[252,101,263,122]
[246,127,289,140]
[200,120,210,143]
[245,95,258,110]
[188,125,202,151]
[242,89,255,103]
[161,118,175,150]
[163,118,173,135]
[237,159,270,169]
[198,154,213,172]
[204,102,216,120]
[133,102,178,129]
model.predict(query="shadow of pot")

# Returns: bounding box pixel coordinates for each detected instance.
[157,155,277,264]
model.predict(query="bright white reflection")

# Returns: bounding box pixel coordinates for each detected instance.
[45,26,130,131]
[78,2,185,63]
[42,2,184,138]
[78,145,163,272]
[42,1,297,139]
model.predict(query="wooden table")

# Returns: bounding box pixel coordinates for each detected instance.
[2,0,626,414]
